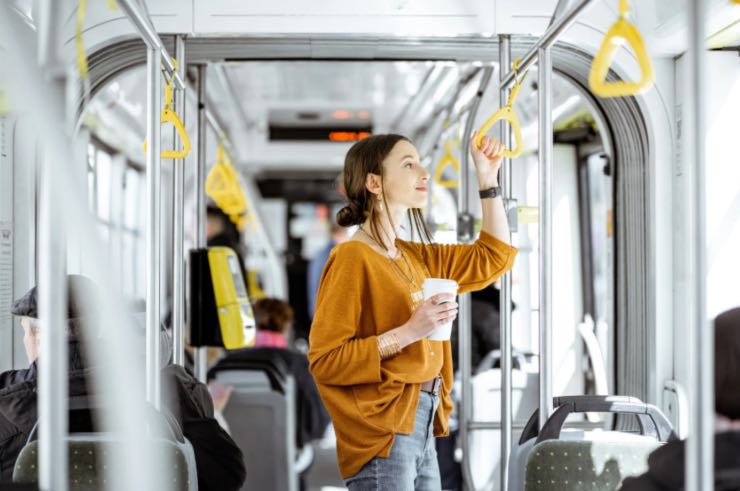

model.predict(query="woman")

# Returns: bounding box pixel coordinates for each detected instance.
[308,132,516,490]
[252,297,295,348]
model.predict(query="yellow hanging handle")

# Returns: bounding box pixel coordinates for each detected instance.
[433,140,461,189]
[206,144,249,221]
[475,57,525,159]
[589,0,654,98]
[160,60,192,159]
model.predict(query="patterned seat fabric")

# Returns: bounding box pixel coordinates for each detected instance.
[524,440,662,491]
[13,439,190,491]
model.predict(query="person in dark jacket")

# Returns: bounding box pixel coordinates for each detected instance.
[0,275,247,490]
[620,307,740,490]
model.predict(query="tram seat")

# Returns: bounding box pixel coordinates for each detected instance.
[468,349,538,489]
[12,398,198,491]
[209,350,300,491]
[508,395,677,491]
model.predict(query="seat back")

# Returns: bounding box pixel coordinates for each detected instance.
[13,436,193,491]
[214,361,298,491]
[510,395,676,491]
[523,438,659,490]
[13,396,198,491]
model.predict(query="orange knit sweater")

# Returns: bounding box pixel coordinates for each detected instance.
[307,231,517,478]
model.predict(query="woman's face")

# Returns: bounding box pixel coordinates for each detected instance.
[380,140,430,210]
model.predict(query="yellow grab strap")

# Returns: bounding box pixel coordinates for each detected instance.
[589,0,654,98]
[160,60,191,159]
[76,0,88,80]
[433,140,461,188]
[206,144,248,219]
[475,57,525,158]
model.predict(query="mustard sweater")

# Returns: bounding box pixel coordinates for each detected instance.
[308,231,517,478]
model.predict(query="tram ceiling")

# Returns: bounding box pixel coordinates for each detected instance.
[83,35,618,172]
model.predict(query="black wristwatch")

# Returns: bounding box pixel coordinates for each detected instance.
[479,186,501,199]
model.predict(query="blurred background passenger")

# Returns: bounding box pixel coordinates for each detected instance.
[213,297,330,441]
[307,222,348,320]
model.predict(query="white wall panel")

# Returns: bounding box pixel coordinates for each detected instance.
[194,0,496,35]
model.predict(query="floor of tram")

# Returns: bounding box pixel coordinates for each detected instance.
[306,425,346,491]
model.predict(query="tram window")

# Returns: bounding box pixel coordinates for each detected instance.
[123,167,141,230]
[85,142,146,298]
[95,149,112,222]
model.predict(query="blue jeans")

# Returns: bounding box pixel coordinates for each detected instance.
[345,391,441,491]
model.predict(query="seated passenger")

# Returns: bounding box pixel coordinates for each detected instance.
[0,275,247,490]
[210,298,330,448]
[620,306,740,490]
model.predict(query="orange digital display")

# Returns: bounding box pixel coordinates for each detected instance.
[328,131,372,142]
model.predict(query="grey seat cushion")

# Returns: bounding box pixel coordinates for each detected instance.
[524,439,662,491]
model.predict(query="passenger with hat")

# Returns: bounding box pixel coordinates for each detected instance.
[0,275,247,490]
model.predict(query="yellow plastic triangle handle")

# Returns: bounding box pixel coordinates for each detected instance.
[589,18,655,98]
[160,108,191,159]
[433,151,461,189]
[159,60,192,159]
[475,106,523,159]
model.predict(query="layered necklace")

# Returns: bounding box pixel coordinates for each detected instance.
[360,226,424,308]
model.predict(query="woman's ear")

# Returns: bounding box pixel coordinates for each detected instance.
[365,173,382,196]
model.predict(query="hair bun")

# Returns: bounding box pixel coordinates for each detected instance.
[336,202,364,227]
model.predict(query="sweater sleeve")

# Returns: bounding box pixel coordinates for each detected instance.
[409,231,517,294]
[308,247,383,387]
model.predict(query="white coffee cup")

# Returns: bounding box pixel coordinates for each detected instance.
[422,278,459,341]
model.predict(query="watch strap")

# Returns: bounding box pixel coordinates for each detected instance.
[479,186,501,199]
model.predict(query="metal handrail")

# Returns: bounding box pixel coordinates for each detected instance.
[498,0,595,92]
[499,34,514,491]
[172,35,186,367]
[537,44,554,429]
[117,0,185,89]
[144,44,162,408]
[457,2,596,490]
[458,65,494,491]
[195,65,208,383]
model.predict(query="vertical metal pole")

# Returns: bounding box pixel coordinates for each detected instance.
[499,34,514,491]
[36,0,60,71]
[538,47,554,428]
[686,0,712,489]
[194,65,208,382]
[38,154,68,491]
[145,46,162,409]
[458,66,493,491]
[172,36,186,366]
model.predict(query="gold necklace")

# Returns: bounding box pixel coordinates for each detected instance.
[359,226,422,293]
[360,227,434,356]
